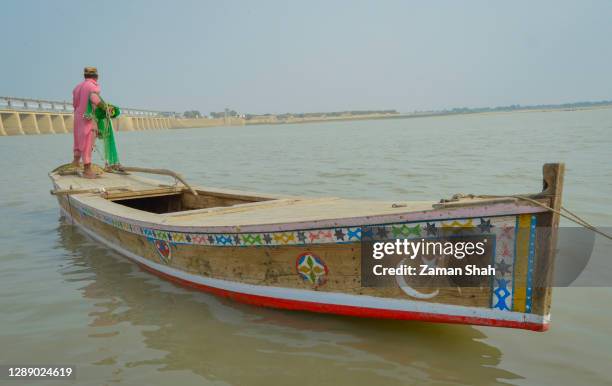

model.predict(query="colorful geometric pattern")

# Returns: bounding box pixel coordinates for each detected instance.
[74,203,369,247]
[493,278,511,310]
[73,202,518,250]
[296,253,328,287]
[511,214,538,313]
[153,239,172,264]
[525,215,537,312]
[490,216,517,311]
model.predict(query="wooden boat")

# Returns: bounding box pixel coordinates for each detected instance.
[49,163,564,331]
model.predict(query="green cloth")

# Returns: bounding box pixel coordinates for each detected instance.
[86,93,121,166]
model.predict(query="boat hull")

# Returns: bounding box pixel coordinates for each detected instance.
[56,192,553,331]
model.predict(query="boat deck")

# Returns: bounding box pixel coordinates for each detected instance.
[51,170,437,226]
[50,169,530,230]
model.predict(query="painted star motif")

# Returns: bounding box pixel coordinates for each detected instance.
[297,231,306,243]
[478,218,493,233]
[334,229,346,241]
[376,226,389,239]
[207,235,215,244]
[233,235,241,245]
[263,233,272,244]
[425,222,438,236]
[495,259,512,276]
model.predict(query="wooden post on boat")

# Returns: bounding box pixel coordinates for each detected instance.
[533,163,565,317]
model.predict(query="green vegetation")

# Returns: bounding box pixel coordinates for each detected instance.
[210,110,239,119]
[183,110,202,118]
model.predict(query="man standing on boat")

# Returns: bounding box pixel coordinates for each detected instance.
[71,66,106,178]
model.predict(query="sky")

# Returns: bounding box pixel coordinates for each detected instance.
[1,0,611,114]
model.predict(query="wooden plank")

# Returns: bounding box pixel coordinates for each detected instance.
[531,163,565,316]
[104,187,184,200]
[165,198,302,218]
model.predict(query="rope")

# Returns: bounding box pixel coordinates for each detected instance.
[445,193,612,240]
[93,141,106,166]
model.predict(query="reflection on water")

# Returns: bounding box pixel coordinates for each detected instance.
[58,223,519,385]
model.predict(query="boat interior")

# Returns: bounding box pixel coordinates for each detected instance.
[111,189,273,214]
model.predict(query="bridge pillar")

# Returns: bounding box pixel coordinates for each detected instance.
[117,116,134,131]
[19,113,39,134]
[168,118,178,129]
[0,113,5,136]
[63,115,74,132]
[1,112,24,135]
[51,114,67,133]
[36,114,55,134]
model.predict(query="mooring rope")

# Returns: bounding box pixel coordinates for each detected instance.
[444,193,612,241]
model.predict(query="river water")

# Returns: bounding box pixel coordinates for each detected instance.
[1,109,611,385]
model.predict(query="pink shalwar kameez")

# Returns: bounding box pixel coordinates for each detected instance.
[72,79,101,164]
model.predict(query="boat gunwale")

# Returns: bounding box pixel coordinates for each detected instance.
[50,170,550,233]
[64,192,549,234]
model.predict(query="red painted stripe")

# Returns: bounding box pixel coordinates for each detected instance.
[133,260,547,332]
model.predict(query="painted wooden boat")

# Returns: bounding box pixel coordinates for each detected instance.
[49,163,564,331]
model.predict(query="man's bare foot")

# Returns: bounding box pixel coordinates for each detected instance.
[82,171,99,179]
[82,164,101,179]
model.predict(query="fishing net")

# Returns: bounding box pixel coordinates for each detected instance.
[86,93,121,167]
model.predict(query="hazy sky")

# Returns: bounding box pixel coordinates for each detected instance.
[1,0,611,114]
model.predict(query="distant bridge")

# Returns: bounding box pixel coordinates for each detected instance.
[0,96,175,117]
[0,96,177,135]
[0,96,249,136]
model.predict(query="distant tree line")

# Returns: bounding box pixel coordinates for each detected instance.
[244,109,398,120]
[182,110,243,119]
[183,110,202,118]
[417,100,612,115]
[210,110,239,119]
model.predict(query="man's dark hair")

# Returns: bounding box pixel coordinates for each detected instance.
[84,74,98,79]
